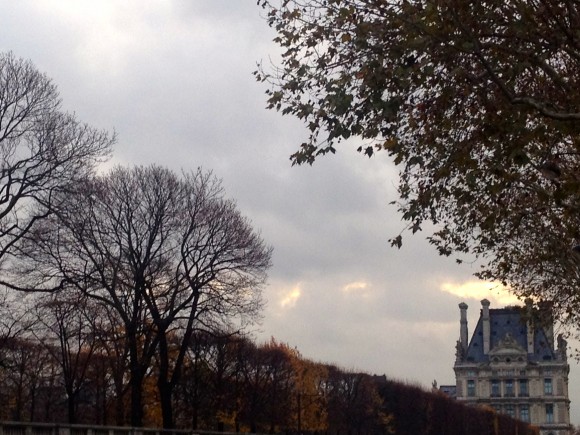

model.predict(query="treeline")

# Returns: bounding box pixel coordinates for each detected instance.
[0,293,386,433]
[0,291,537,435]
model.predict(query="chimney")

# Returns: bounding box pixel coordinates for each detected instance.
[539,300,554,349]
[481,299,491,354]
[459,302,469,352]
[526,298,534,354]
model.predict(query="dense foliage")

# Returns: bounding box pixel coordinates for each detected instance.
[256,0,580,322]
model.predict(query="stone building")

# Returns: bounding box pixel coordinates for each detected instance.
[453,299,571,435]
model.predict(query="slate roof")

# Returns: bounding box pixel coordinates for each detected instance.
[464,307,556,363]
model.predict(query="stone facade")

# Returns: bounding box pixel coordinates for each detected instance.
[453,299,571,435]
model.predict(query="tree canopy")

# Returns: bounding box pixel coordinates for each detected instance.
[256,0,580,322]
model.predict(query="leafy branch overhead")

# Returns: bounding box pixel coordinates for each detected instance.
[256,0,580,320]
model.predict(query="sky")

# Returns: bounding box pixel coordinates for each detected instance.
[1,0,578,425]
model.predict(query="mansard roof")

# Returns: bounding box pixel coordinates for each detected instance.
[464,307,556,363]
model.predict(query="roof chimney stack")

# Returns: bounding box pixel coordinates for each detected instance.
[539,300,554,349]
[526,298,534,354]
[481,299,491,354]
[459,302,469,352]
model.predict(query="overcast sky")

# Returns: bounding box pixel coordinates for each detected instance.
[2,0,578,425]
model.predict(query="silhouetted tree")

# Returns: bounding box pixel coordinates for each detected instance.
[33,290,99,424]
[13,165,271,428]
[0,51,112,269]
[91,301,131,425]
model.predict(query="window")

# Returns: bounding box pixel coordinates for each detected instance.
[519,405,529,422]
[546,403,554,423]
[519,379,529,397]
[491,379,500,397]
[544,378,553,395]
[504,404,515,418]
[505,379,514,397]
[467,380,475,397]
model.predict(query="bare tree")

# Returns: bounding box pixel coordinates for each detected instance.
[0,289,34,367]
[0,51,113,272]
[0,291,47,421]
[91,300,131,425]
[32,290,100,424]
[13,165,272,428]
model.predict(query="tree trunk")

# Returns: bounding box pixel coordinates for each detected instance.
[159,380,174,429]
[112,367,126,425]
[29,384,37,422]
[128,325,145,428]
[130,365,144,427]
[192,406,198,430]
[130,381,143,427]
[67,392,77,424]
[157,333,175,429]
